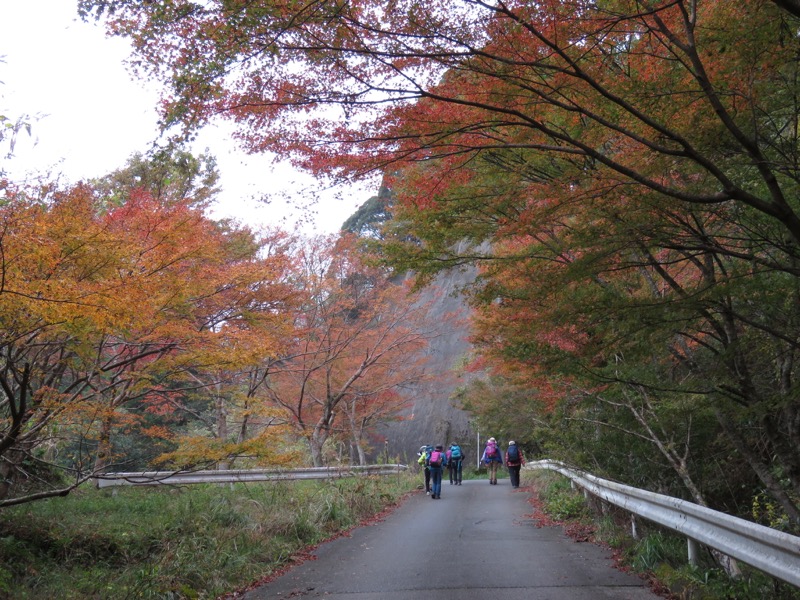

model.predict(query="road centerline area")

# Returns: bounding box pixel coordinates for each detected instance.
[240,480,663,600]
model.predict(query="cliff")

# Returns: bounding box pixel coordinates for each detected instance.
[342,191,483,466]
[376,258,481,466]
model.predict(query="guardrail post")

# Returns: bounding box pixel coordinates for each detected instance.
[631,514,638,540]
[687,538,700,566]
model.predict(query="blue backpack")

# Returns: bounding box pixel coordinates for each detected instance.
[450,445,462,459]
[507,445,520,462]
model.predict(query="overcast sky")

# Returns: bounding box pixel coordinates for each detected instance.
[1,1,370,234]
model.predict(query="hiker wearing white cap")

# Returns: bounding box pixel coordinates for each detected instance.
[505,441,526,488]
[481,437,503,485]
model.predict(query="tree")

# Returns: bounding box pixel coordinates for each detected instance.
[148,225,301,471]
[0,178,296,505]
[457,192,800,527]
[260,234,433,466]
[79,1,800,240]
[88,149,299,472]
[341,181,393,239]
[0,185,175,505]
[90,147,221,208]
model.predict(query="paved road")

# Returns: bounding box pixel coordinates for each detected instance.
[241,479,663,600]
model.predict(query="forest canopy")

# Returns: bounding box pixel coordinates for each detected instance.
[3,0,793,535]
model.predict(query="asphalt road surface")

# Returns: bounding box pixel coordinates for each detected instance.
[241,478,664,600]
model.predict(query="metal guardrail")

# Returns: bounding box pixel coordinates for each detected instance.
[526,460,800,588]
[96,464,408,488]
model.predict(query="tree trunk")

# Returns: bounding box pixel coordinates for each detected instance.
[0,450,21,501]
[93,416,113,480]
[345,401,367,465]
[309,430,326,467]
[357,443,367,466]
[763,410,800,498]
[215,384,229,470]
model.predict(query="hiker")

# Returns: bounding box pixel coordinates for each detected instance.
[505,440,526,488]
[481,437,503,485]
[427,444,447,499]
[448,442,464,485]
[417,445,433,495]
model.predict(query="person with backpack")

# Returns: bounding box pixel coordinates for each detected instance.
[445,446,453,484]
[417,445,433,495]
[448,443,464,485]
[505,440,526,488]
[427,444,448,499]
[481,437,503,485]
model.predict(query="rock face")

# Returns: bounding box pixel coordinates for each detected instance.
[376,259,480,467]
[342,195,484,467]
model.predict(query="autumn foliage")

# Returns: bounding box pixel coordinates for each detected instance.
[0,159,431,513]
[257,234,434,466]
[0,179,296,503]
[74,0,800,533]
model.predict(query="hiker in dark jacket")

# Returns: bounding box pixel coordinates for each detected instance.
[505,441,526,488]
[448,443,464,485]
[427,444,448,499]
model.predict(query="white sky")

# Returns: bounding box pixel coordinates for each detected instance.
[0,1,371,234]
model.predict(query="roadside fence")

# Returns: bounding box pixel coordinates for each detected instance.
[526,459,800,588]
[96,464,408,488]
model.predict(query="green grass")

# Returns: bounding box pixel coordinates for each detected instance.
[538,476,590,520]
[0,473,417,599]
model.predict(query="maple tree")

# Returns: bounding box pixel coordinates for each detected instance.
[79,1,800,240]
[0,168,300,505]
[0,185,169,505]
[258,234,433,466]
[82,149,301,473]
[149,226,302,471]
[96,196,299,470]
[458,193,800,527]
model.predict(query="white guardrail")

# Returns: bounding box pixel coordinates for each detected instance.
[96,464,408,488]
[526,460,800,588]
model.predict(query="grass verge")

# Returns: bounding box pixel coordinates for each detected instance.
[524,470,800,600]
[0,472,417,599]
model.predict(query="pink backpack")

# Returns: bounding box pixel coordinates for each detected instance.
[486,441,498,458]
[429,450,443,467]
